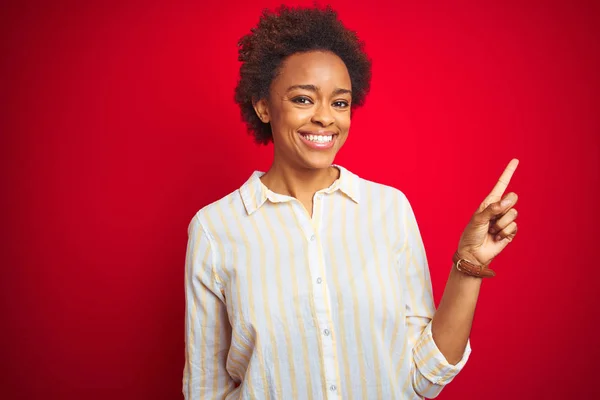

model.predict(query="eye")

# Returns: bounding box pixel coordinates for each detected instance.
[291,96,313,105]
[333,100,350,108]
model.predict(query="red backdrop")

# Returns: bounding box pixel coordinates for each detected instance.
[2,0,599,399]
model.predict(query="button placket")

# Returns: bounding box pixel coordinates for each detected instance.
[304,193,338,399]
[310,258,337,399]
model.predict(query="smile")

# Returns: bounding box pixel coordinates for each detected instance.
[301,134,333,143]
[298,131,337,149]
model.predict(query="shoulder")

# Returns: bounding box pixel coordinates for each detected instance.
[353,170,411,206]
[187,187,246,237]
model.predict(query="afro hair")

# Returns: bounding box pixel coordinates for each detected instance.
[234,5,372,145]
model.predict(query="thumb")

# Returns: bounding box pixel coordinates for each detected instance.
[474,198,512,225]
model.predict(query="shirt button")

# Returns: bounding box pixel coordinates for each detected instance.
[316,277,322,284]
[310,234,316,241]
[323,329,330,336]
[329,384,337,391]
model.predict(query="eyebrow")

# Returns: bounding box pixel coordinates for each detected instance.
[286,84,352,96]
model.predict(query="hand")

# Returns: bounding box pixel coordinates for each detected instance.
[457,159,520,266]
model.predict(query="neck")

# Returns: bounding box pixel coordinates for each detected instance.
[260,160,340,199]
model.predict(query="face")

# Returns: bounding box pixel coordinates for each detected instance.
[254,50,352,170]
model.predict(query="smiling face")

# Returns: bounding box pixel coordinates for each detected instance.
[253,50,352,170]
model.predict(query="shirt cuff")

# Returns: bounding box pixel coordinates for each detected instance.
[412,321,472,386]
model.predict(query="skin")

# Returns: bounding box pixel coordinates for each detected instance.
[253,50,352,217]
[435,159,519,364]
[253,50,520,365]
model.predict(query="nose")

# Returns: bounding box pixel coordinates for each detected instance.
[311,103,335,127]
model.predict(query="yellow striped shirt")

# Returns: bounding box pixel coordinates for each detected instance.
[183,165,470,399]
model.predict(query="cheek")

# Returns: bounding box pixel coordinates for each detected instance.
[287,109,313,127]
[339,113,351,132]
[274,106,311,130]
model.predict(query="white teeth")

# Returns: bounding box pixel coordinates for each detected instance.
[303,134,333,143]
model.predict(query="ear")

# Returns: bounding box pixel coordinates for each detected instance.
[252,98,270,124]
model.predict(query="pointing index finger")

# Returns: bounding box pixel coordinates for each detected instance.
[487,158,519,201]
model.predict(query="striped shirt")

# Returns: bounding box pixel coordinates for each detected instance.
[183,165,471,399]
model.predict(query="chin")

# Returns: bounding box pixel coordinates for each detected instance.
[301,154,337,170]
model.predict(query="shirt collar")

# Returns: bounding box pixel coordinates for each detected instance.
[239,164,361,215]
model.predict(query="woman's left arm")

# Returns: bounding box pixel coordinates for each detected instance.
[432,159,520,364]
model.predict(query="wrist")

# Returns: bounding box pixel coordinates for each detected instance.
[453,251,496,278]
[456,248,483,265]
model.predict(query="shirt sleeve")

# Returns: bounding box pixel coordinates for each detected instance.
[399,194,471,399]
[183,215,236,399]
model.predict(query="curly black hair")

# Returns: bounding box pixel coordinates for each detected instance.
[234,4,372,145]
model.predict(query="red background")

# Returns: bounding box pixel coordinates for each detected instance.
[2,0,599,399]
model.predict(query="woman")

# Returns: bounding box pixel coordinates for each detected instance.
[183,5,519,399]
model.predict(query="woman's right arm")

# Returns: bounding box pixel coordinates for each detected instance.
[183,215,235,399]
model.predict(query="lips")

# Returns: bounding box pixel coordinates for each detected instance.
[298,130,337,136]
[297,130,337,150]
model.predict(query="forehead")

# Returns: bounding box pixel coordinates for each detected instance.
[274,50,351,89]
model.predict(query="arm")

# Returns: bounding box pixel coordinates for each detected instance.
[408,159,521,398]
[432,159,521,370]
[183,215,236,399]
[400,195,471,399]
[431,264,481,365]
